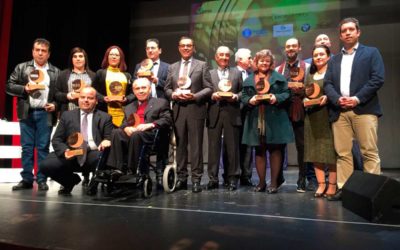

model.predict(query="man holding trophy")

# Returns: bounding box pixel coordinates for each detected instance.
[206,46,242,191]
[40,87,113,195]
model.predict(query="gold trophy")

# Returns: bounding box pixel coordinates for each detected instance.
[288,67,305,89]
[176,76,192,95]
[136,59,154,78]
[27,69,46,91]
[304,83,322,107]
[217,79,233,98]
[255,77,271,101]
[107,81,124,101]
[71,79,86,99]
[65,132,85,158]
[127,113,140,128]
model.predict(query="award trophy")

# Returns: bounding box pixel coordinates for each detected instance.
[176,76,192,95]
[65,132,85,158]
[288,67,305,89]
[71,79,86,99]
[127,113,140,128]
[303,83,321,107]
[136,59,154,78]
[217,79,233,98]
[107,81,124,101]
[27,69,46,91]
[255,77,271,101]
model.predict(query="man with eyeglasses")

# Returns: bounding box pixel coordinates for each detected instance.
[133,38,170,189]
[165,36,213,193]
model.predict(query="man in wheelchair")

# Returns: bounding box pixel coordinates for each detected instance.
[99,78,172,195]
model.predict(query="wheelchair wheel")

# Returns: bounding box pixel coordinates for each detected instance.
[163,164,177,193]
[142,178,153,198]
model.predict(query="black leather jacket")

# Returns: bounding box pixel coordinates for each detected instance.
[6,60,60,126]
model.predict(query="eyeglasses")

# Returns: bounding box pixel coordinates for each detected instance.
[179,44,193,48]
[109,53,120,57]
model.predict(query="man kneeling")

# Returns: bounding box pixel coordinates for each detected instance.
[41,87,113,195]
[106,78,171,179]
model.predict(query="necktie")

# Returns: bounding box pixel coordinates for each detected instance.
[182,60,189,77]
[151,62,158,98]
[78,113,88,166]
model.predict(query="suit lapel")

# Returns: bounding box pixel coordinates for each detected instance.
[189,59,198,77]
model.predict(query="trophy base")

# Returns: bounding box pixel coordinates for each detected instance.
[137,71,153,78]
[255,94,271,101]
[304,98,321,107]
[217,91,233,98]
[288,82,304,88]
[27,84,46,91]
[107,95,124,102]
[177,89,191,95]
[65,148,84,158]
[71,92,80,99]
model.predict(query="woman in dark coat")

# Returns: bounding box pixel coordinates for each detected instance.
[241,49,294,193]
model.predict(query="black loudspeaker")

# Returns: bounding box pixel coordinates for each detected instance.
[342,171,400,224]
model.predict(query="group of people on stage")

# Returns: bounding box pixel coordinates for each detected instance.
[6,17,384,200]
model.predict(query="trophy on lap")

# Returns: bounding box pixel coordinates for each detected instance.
[136,59,154,78]
[27,69,46,91]
[288,67,305,89]
[255,76,271,101]
[65,132,86,158]
[303,83,321,107]
[107,81,124,102]
[217,79,233,98]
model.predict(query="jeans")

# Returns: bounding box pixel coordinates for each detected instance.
[19,109,52,183]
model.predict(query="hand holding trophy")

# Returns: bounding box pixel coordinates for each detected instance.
[26,69,46,91]
[303,83,321,107]
[70,79,86,99]
[176,76,192,96]
[65,132,86,159]
[288,67,305,90]
[217,79,233,98]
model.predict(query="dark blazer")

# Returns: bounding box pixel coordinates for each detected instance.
[120,97,172,130]
[241,70,294,145]
[164,58,213,121]
[92,69,134,112]
[207,67,242,128]
[6,60,60,126]
[133,60,169,99]
[324,44,385,122]
[54,69,96,115]
[52,109,113,158]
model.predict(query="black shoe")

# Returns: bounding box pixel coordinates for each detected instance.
[206,181,218,190]
[254,184,266,192]
[296,176,306,193]
[12,180,33,191]
[192,182,202,193]
[277,177,286,190]
[175,180,188,191]
[267,186,278,194]
[240,178,253,186]
[58,174,81,196]
[228,182,237,191]
[223,179,229,188]
[38,182,49,191]
[326,189,342,201]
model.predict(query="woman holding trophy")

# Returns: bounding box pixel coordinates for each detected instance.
[241,49,293,194]
[303,45,337,198]
[92,45,133,127]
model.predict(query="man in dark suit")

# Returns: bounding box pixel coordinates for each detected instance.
[324,17,385,201]
[106,78,171,177]
[164,36,213,193]
[133,38,170,188]
[40,87,113,195]
[207,46,242,191]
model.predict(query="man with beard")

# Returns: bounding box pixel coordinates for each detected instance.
[276,38,310,193]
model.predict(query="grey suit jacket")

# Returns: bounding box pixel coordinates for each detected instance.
[164,58,213,121]
[207,67,242,128]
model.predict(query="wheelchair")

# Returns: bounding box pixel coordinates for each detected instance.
[162,130,177,193]
[87,129,167,198]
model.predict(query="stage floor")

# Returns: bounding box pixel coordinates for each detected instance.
[0,167,399,250]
